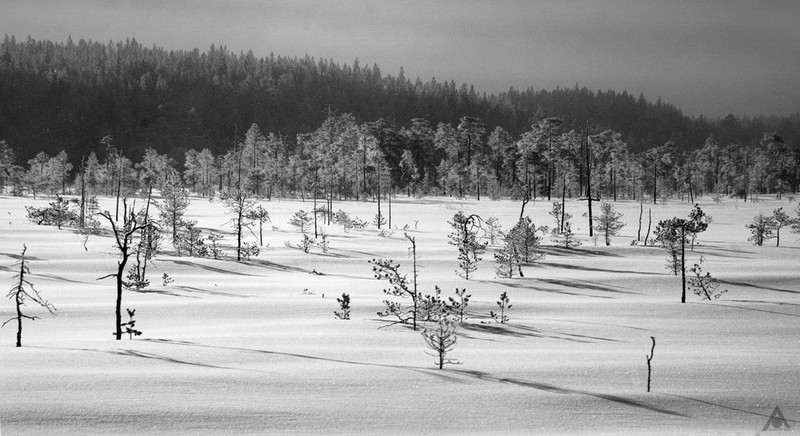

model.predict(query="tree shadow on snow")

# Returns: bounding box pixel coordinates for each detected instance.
[455,369,688,418]
[537,278,642,295]
[537,261,661,276]
[459,322,623,343]
[142,338,465,383]
[665,394,799,424]
[496,280,615,299]
[717,279,800,295]
[541,247,620,257]
[162,259,261,277]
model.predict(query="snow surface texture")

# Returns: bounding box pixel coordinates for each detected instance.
[1,194,798,435]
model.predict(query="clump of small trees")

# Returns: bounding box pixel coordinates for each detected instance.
[495,217,546,278]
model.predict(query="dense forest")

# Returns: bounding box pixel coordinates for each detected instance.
[1,35,799,205]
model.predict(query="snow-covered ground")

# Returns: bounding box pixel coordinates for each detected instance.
[1,193,798,435]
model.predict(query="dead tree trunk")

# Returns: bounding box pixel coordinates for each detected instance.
[99,205,151,340]
[646,336,655,392]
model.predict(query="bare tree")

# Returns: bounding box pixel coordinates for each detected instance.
[4,245,56,347]
[99,202,154,340]
[646,337,655,392]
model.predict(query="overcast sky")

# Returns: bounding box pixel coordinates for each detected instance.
[3,0,799,118]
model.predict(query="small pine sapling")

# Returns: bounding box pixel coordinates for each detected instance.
[418,286,445,322]
[372,212,387,228]
[594,202,626,246]
[245,205,271,246]
[206,233,226,259]
[297,234,315,253]
[3,245,56,347]
[289,209,313,234]
[494,243,523,278]
[549,201,572,234]
[448,212,487,280]
[483,217,503,245]
[162,273,174,286]
[746,212,775,246]
[551,221,581,249]
[316,232,330,253]
[421,316,460,369]
[770,207,795,247]
[335,293,351,320]
[490,291,512,324]
[505,217,545,262]
[447,288,471,322]
[688,257,727,301]
[121,308,142,339]
[240,241,260,260]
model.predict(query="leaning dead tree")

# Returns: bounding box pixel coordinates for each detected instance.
[4,245,56,347]
[99,202,154,340]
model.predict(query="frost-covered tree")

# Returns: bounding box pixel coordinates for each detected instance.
[289,209,313,234]
[158,175,190,250]
[594,202,625,246]
[505,217,545,263]
[221,189,257,261]
[746,212,774,246]
[770,207,794,247]
[494,242,523,278]
[4,245,56,347]
[448,212,487,280]
[246,205,271,246]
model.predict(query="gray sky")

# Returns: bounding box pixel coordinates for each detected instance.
[4,0,799,117]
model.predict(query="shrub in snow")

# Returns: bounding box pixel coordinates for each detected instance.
[688,258,727,301]
[447,288,471,323]
[490,291,512,324]
[334,293,351,320]
[122,308,142,339]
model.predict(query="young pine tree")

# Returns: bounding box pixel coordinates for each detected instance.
[421,316,459,369]
[448,212,487,280]
[594,202,626,246]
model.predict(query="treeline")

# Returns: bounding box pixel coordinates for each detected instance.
[1,112,797,208]
[2,35,799,171]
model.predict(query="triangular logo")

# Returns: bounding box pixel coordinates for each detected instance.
[762,406,791,431]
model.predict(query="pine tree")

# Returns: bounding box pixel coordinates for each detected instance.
[594,202,626,246]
